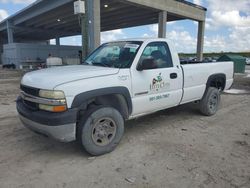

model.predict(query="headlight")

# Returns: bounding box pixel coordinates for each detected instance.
[39,90,65,99]
[38,90,67,112]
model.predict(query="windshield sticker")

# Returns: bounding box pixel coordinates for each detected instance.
[150,73,170,92]
[124,44,140,49]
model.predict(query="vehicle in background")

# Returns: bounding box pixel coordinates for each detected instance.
[246,58,250,65]
[46,57,63,67]
[2,63,16,69]
[16,38,234,156]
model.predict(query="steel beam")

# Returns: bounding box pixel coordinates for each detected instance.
[13,0,73,25]
[12,25,76,37]
[25,5,73,27]
[124,0,206,21]
[31,13,76,29]
[101,12,157,30]
[45,17,78,30]
[102,7,156,20]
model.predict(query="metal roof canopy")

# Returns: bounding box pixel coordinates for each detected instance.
[0,0,206,42]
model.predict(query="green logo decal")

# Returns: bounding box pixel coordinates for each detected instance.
[150,73,170,92]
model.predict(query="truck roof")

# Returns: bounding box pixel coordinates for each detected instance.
[107,38,170,43]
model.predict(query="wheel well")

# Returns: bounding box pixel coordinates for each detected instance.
[206,74,226,91]
[78,94,129,120]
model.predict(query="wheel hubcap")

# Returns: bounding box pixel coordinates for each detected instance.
[92,117,117,146]
[209,93,218,112]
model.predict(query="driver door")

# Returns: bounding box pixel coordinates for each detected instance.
[130,42,183,116]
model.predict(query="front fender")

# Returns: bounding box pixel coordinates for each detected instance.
[71,87,133,115]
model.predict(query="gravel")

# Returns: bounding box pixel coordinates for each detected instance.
[0,68,249,188]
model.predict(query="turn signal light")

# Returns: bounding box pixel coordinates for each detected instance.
[39,104,67,112]
[53,105,67,112]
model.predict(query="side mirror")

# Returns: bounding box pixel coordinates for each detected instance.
[137,58,155,71]
[137,63,143,71]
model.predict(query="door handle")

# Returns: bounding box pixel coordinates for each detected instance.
[170,73,178,79]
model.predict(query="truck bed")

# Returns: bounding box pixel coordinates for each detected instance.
[180,61,234,104]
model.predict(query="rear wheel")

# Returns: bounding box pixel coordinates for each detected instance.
[199,87,220,116]
[77,106,124,156]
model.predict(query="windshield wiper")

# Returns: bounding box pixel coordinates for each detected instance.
[82,61,89,65]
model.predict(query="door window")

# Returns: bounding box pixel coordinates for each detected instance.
[138,42,173,69]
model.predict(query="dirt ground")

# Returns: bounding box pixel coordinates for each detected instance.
[0,67,249,188]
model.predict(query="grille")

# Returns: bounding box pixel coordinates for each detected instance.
[20,85,39,97]
[20,85,39,110]
[23,100,38,110]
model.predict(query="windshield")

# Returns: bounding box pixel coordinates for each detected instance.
[85,41,142,68]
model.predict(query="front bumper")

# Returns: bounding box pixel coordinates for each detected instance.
[16,97,78,142]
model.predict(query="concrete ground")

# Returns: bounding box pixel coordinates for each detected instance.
[0,67,249,188]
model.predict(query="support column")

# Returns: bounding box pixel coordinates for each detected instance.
[0,44,3,64]
[81,12,88,59]
[197,21,205,61]
[158,11,167,38]
[87,0,100,53]
[55,37,60,45]
[6,20,14,43]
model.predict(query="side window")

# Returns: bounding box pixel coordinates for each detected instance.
[138,42,173,70]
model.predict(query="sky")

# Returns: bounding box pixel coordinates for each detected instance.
[0,0,250,53]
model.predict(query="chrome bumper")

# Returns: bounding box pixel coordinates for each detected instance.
[19,115,76,142]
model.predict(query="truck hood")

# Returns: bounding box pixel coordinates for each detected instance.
[21,65,119,90]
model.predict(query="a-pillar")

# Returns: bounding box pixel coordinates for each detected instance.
[197,21,205,61]
[7,20,14,43]
[87,0,100,53]
[158,11,167,38]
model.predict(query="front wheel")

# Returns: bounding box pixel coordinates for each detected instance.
[199,87,221,116]
[77,106,124,156]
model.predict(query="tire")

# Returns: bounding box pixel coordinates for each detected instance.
[77,106,124,156]
[199,87,220,116]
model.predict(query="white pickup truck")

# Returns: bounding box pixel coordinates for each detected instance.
[17,39,234,155]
